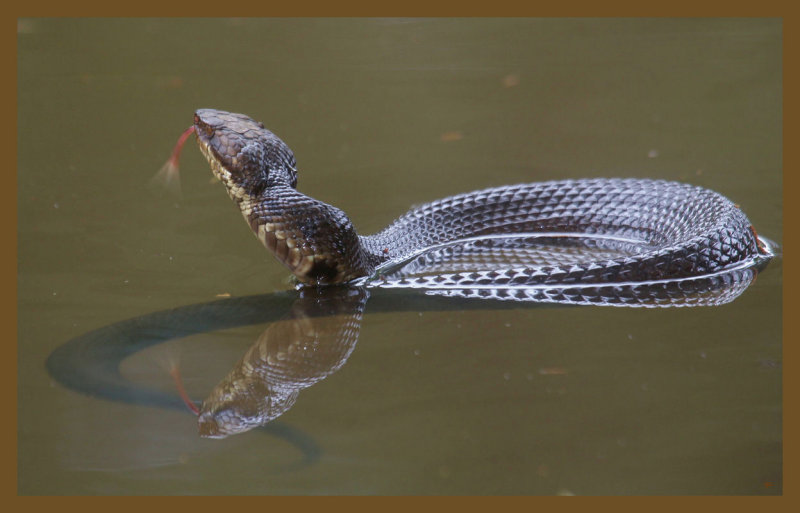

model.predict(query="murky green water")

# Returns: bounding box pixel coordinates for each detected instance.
[18,18,782,495]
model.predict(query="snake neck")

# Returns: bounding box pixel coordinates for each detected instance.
[238,185,382,285]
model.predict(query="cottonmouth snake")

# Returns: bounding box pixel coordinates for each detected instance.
[193,108,774,303]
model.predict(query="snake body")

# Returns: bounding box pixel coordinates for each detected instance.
[193,109,772,298]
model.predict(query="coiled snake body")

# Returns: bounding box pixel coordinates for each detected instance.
[193,109,772,304]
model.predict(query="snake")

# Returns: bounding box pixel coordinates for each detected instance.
[191,108,774,303]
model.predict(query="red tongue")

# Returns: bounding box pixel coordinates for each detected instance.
[169,125,196,166]
[169,363,200,416]
[149,125,196,197]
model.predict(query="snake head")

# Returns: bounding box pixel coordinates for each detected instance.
[197,380,299,439]
[193,109,298,199]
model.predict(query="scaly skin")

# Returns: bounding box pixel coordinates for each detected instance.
[193,108,772,291]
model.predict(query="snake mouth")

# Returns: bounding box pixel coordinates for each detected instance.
[193,111,248,199]
[195,133,227,183]
[195,134,250,202]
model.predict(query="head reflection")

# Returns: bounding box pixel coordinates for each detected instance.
[197,287,368,438]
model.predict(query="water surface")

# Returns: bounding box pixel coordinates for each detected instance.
[18,18,782,495]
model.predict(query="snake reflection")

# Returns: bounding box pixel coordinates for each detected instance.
[198,287,366,438]
[198,261,769,438]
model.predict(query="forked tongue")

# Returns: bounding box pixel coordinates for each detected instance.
[149,125,196,198]
[154,345,201,416]
[168,361,200,416]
